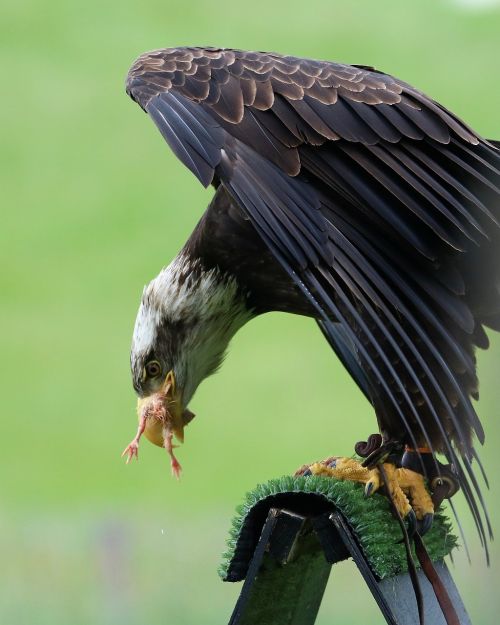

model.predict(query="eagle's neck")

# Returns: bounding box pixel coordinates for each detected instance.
[138,253,254,405]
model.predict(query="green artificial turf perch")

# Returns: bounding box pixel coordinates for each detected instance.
[219,475,457,582]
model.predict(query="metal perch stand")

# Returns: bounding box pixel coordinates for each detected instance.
[220,478,471,625]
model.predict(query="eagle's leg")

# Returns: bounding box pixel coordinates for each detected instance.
[298,456,435,535]
[357,436,443,533]
[385,462,435,534]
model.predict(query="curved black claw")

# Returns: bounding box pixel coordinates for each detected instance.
[405,509,418,539]
[417,513,434,536]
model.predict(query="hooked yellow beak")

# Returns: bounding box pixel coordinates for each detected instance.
[137,370,185,446]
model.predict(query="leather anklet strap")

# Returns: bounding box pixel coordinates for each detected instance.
[414,533,461,625]
[405,445,433,454]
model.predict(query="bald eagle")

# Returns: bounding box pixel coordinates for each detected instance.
[122,47,500,551]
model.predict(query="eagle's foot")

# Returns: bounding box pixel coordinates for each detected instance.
[297,456,434,535]
[377,463,435,535]
[391,464,435,533]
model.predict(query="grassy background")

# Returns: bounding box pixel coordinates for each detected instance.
[1,0,499,622]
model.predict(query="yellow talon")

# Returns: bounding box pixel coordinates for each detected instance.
[380,463,412,519]
[299,456,434,522]
[396,467,435,520]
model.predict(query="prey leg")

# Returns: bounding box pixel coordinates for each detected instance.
[121,414,146,463]
[164,429,182,480]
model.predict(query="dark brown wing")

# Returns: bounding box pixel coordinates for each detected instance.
[126,47,500,552]
[127,47,480,182]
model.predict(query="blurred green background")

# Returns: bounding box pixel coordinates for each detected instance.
[2,0,500,622]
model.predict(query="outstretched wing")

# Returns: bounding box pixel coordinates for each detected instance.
[126,47,500,552]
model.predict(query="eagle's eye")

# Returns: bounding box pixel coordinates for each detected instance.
[145,360,162,378]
